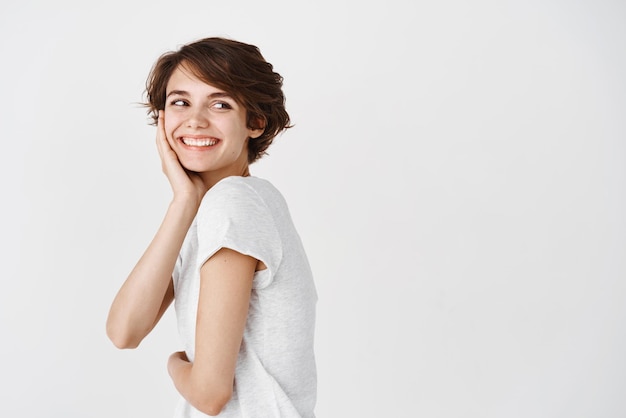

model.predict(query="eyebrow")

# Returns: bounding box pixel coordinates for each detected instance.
[165,90,233,100]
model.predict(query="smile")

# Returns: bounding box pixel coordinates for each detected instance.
[180,137,219,147]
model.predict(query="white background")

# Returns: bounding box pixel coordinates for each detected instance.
[1,0,625,417]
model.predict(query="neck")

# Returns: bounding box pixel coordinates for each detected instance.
[199,161,251,190]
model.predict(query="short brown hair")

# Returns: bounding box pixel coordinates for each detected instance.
[144,37,291,163]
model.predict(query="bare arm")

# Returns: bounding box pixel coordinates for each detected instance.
[106,199,198,348]
[106,111,209,349]
[167,247,258,415]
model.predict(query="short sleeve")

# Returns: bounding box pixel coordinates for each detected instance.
[195,177,283,290]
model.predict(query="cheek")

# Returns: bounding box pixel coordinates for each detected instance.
[163,113,178,137]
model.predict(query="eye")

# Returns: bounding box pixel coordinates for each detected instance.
[212,101,232,110]
[169,99,188,106]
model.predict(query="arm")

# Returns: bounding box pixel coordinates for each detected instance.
[106,199,197,348]
[167,247,257,416]
[106,111,208,349]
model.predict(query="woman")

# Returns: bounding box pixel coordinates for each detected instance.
[106,37,317,417]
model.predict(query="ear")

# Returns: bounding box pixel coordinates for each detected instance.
[248,117,266,139]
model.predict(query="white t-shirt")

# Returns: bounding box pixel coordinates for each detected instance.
[172,176,317,417]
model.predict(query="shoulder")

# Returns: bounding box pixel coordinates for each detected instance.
[193,176,285,279]
[203,176,282,208]
[197,176,283,221]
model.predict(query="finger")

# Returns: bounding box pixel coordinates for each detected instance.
[158,110,177,150]
[156,111,164,150]
[155,111,185,178]
[156,110,174,161]
[157,110,165,137]
[156,111,167,146]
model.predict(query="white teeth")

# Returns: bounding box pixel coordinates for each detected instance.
[181,137,217,147]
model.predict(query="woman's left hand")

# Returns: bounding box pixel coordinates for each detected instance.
[167,351,190,377]
[169,350,189,364]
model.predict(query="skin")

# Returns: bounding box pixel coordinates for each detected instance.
[106,64,266,415]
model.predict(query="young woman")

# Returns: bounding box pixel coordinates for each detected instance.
[106,37,317,417]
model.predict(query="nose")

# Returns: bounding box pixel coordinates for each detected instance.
[186,107,209,128]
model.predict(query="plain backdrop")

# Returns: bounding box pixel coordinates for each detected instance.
[1,0,625,417]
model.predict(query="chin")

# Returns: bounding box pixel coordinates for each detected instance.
[183,165,210,174]
[178,158,211,173]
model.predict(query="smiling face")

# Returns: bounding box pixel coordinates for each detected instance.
[163,64,263,185]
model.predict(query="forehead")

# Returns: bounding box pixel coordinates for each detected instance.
[166,64,225,94]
